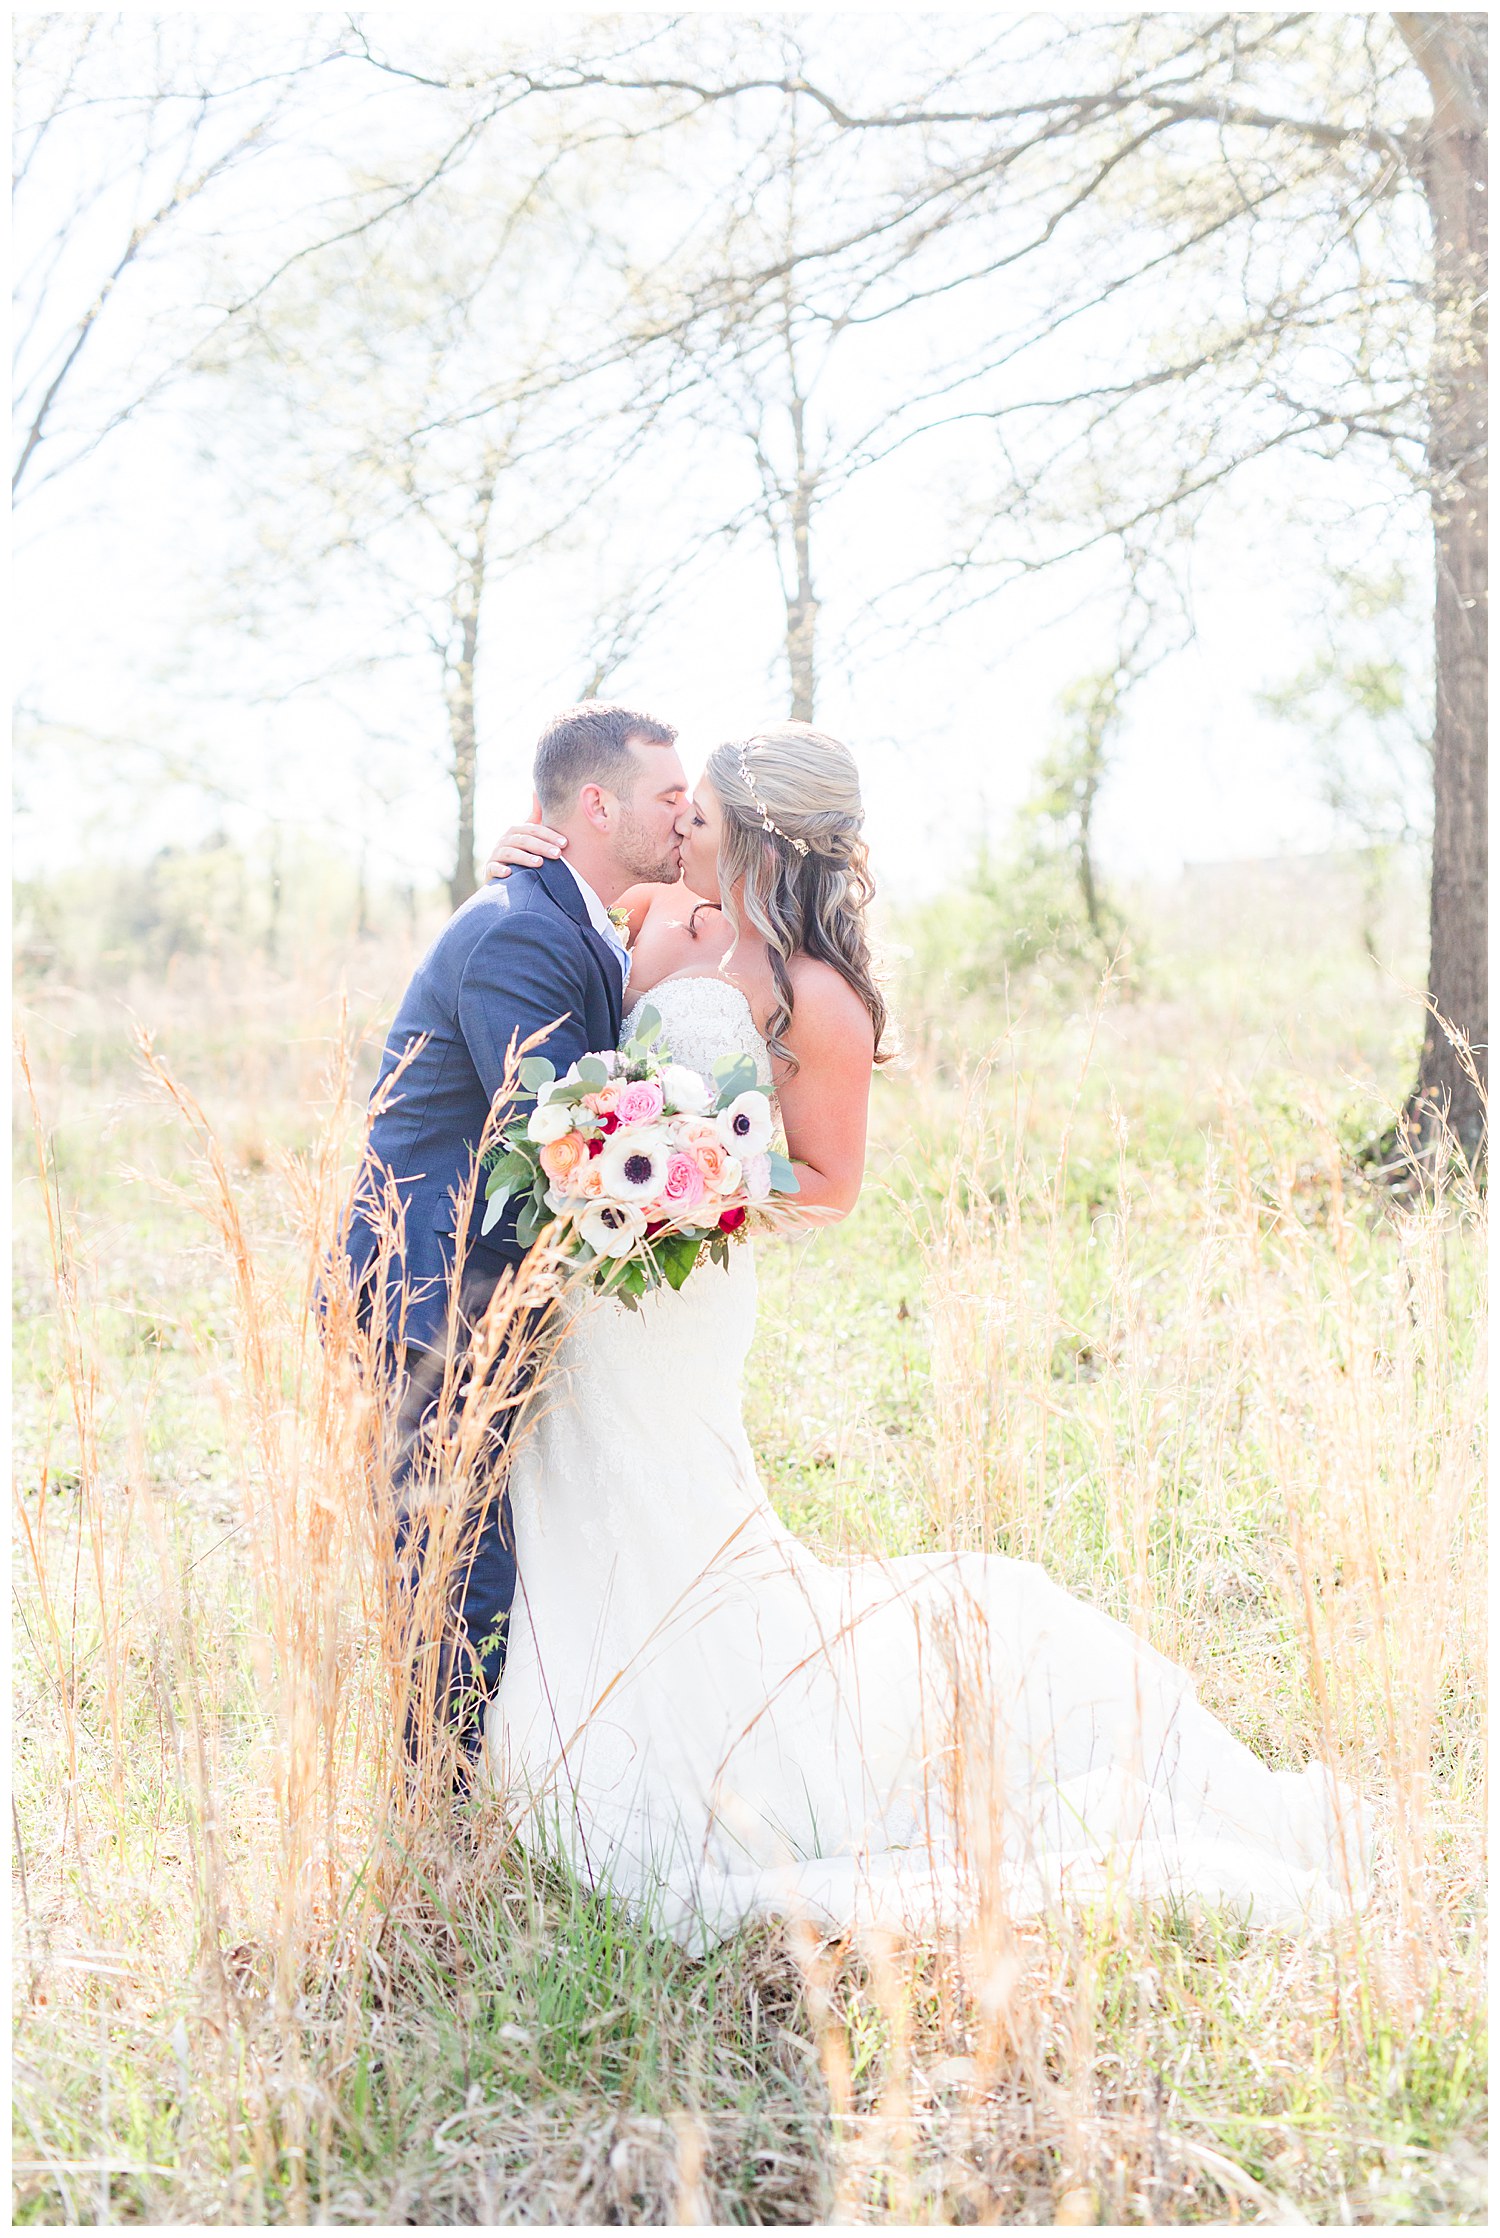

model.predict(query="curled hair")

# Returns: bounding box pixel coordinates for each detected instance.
[705,722,891,1071]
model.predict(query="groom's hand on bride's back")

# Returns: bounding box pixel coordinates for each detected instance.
[484,795,569,881]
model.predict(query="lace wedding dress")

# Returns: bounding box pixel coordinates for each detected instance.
[486,976,1366,1952]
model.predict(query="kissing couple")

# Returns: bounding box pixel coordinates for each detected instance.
[342,701,1366,1950]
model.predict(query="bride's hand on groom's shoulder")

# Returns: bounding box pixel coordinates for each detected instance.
[484,799,568,881]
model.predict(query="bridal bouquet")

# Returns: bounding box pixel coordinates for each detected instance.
[481,1004,799,1304]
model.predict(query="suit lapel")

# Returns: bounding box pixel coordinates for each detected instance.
[587,924,625,1043]
[535,855,625,1043]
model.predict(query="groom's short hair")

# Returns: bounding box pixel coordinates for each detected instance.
[534,703,678,817]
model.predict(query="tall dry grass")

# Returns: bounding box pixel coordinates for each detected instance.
[11,888,1487,2224]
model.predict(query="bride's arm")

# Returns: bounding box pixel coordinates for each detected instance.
[774,966,875,1221]
[483,800,566,879]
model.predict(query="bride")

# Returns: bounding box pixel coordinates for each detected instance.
[480,722,1366,1953]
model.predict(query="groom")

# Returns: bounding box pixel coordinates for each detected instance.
[343,702,690,1776]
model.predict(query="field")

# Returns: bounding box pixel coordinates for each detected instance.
[12,854,1486,2224]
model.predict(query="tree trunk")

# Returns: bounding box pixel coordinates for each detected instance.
[786,391,818,723]
[447,593,479,910]
[1398,14,1488,1168]
[265,822,283,968]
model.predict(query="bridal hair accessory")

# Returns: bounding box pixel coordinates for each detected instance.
[481,1007,801,1308]
[737,743,809,855]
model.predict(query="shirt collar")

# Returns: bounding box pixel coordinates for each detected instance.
[561,858,628,958]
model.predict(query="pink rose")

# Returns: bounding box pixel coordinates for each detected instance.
[615,1079,665,1126]
[660,1151,706,1212]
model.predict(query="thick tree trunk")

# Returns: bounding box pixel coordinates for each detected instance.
[1398,14,1488,1169]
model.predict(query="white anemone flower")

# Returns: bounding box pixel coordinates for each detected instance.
[578,1200,647,1258]
[659,1062,714,1116]
[527,1099,576,1144]
[598,1128,672,1203]
[715,1090,773,1158]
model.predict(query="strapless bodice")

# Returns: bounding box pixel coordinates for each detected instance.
[623,973,772,1088]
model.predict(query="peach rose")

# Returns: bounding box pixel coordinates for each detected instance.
[675,1116,720,1156]
[539,1131,588,1188]
[692,1135,737,1194]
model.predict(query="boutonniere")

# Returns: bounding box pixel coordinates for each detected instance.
[607,904,632,944]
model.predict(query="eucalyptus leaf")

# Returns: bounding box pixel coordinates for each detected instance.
[480,1190,511,1235]
[631,1004,663,1047]
[515,1195,552,1248]
[767,1151,801,1195]
[573,1055,609,1089]
[518,1055,556,1092]
[485,1152,531,1197]
[712,1053,759,1106]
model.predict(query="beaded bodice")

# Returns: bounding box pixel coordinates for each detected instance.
[623,973,773,1089]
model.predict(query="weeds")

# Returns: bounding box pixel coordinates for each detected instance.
[12,873,1486,2224]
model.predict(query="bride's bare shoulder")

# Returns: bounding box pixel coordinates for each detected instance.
[786,954,875,1055]
[616,883,698,941]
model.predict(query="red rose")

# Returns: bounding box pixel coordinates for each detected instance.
[587,1135,604,1157]
[718,1205,748,1233]
[599,1112,620,1134]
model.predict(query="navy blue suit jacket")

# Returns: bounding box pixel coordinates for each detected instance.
[344,857,625,1352]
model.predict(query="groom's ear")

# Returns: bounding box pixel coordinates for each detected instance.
[578,782,614,831]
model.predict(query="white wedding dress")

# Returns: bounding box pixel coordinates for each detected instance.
[486,977,1367,1952]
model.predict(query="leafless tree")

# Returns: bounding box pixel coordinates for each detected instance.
[11,14,342,500]
[202,144,672,904]
[467,12,1481,1161]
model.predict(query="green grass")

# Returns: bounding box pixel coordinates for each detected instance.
[12,856,1486,2223]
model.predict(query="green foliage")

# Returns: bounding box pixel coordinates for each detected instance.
[896,665,1144,1016]
[711,1052,761,1106]
[896,835,1112,1011]
[622,1005,662,1061]
[13,835,424,985]
[654,1232,703,1291]
[1257,564,1433,858]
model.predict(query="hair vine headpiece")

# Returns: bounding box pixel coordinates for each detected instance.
[737,741,809,855]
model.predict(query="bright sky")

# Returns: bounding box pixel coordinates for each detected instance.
[13,14,1432,903]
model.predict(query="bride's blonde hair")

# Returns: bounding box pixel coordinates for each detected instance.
[704,722,891,1071]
